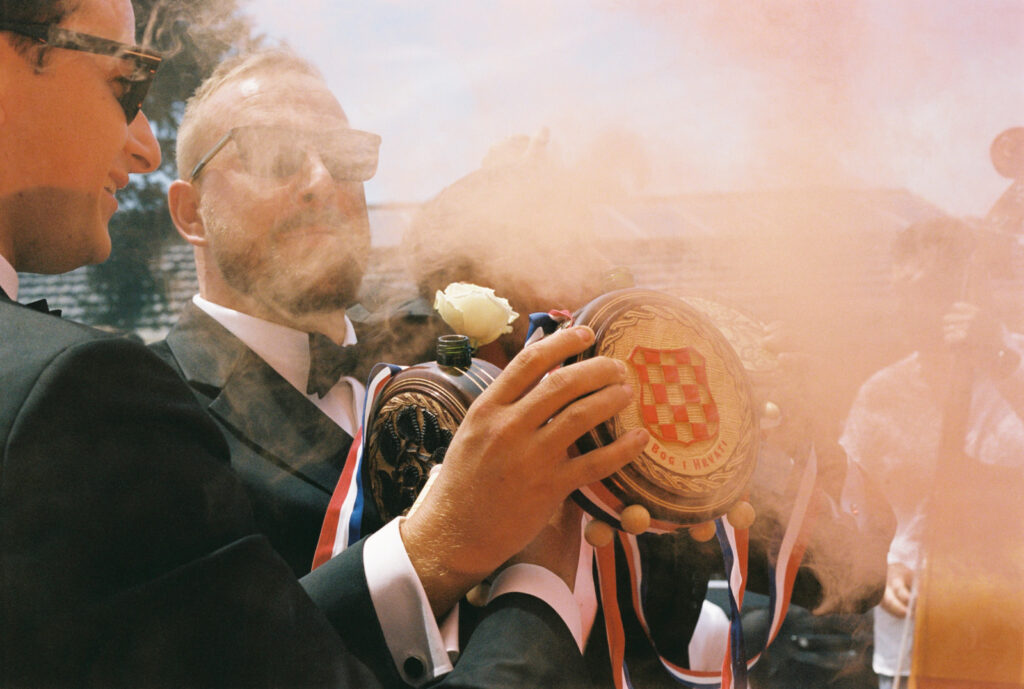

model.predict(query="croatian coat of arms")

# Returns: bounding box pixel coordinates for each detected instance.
[628,345,720,446]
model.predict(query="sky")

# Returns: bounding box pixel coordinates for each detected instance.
[241,0,1024,217]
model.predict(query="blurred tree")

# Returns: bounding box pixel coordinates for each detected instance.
[86,0,260,328]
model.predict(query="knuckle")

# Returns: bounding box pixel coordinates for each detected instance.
[544,367,572,391]
[586,356,621,382]
[560,401,603,436]
[467,395,494,417]
[492,418,519,442]
[514,344,544,369]
[560,403,587,428]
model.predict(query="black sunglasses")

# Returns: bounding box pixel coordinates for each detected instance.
[0,21,162,123]
[189,125,382,183]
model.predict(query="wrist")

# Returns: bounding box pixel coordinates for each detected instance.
[399,511,490,617]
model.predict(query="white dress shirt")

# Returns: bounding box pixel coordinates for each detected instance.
[0,254,18,299]
[191,294,585,684]
[193,295,363,436]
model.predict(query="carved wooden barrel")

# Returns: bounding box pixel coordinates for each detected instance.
[567,288,761,529]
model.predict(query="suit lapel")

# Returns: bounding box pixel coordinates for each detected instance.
[165,303,352,493]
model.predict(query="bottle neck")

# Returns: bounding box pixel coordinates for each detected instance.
[436,334,473,368]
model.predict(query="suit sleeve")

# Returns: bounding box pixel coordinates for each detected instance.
[305,549,592,689]
[305,529,595,689]
[1,337,377,688]
[441,593,592,689]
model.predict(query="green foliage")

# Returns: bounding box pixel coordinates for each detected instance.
[86,0,260,328]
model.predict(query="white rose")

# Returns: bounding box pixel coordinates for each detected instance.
[434,282,519,349]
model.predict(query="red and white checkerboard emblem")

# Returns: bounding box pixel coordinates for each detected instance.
[628,345,719,446]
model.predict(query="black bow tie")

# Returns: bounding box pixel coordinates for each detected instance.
[25,298,62,317]
[307,332,361,398]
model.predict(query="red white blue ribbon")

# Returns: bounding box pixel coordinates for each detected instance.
[316,311,822,689]
[527,308,822,688]
[313,363,403,569]
[593,448,820,689]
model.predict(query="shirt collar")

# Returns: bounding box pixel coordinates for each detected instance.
[0,254,18,300]
[192,294,358,395]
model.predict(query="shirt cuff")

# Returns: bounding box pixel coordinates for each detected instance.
[363,519,454,686]
[487,563,585,652]
[440,601,460,664]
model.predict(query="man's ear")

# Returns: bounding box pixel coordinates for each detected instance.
[168,180,207,247]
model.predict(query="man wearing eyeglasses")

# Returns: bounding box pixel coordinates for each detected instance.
[0,2,646,686]
[154,50,382,579]
[151,46,651,687]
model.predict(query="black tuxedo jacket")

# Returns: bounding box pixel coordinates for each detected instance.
[0,293,592,688]
[150,302,365,576]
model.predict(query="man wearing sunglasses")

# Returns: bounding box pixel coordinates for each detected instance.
[156,51,384,579]
[153,46,650,687]
[0,2,645,686]
[0,2,382,687]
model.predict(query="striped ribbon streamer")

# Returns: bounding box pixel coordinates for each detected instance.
[316,311,823,689]
[313,363,404,569]
[593,449,820,689]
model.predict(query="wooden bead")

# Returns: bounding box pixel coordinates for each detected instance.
[727,501,756,530]
[689,521,717,542]
[620,504,651,535]
[760,401,782,430]
[584,519,615,548]
[466,582,490,607]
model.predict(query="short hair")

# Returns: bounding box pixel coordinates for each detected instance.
[0,0,78,65]
[176,47,326,180]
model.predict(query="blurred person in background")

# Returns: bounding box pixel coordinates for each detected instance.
[364,128,611,368]
[840,216,1024,689]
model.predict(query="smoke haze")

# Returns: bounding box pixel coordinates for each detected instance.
[176,0,1024,676]
[245,0,1023,215]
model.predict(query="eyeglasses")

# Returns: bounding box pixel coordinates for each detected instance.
[0,21,162,123]
[188,125,382,183]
